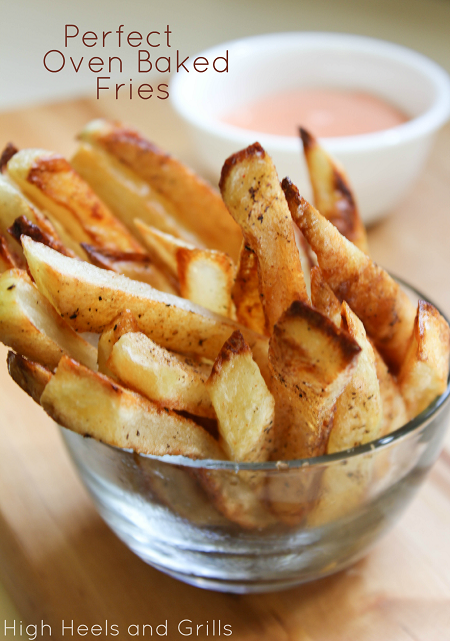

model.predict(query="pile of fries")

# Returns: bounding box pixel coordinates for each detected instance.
[1,120,449,529]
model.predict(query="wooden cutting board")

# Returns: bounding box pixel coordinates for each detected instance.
[0,96,450,641]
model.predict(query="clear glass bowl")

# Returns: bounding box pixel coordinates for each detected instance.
[60,280,450,593]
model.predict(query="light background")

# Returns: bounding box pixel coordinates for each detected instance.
[0,0,449,634]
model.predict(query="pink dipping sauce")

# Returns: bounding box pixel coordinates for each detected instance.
[222,88,408,138]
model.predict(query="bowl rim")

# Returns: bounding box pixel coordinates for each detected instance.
[64,276,450,472]
[170,31,450,154]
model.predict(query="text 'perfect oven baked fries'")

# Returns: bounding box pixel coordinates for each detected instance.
[0,121,449,530]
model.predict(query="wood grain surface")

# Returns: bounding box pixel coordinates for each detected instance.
[0,95,449,641]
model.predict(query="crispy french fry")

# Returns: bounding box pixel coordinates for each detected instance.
[76,120,243,260]
[269,300,361,460]
[41,356,226,460]
[300,128,368,253]
[7,351,52,404]
[220,143,308,330]
[6,149,144,253]
[0,269,97,371]
[135,220,235,317]
[81,244,177,294]
[22,237,269,374]
[328,302,382,453]
[107,332,215,418]
[206,331,275,462]
[282,179,416,371]
[399,300,450,419]
[232,242,267,335]
[310,265,341,326]
[0,143,18,170]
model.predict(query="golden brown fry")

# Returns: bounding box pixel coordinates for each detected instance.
[6,149,144,253]
[107,332,215,418]
[135,220,235,316]
[206,331,275,462]
[310,265,341,326]
[300,127,368,253]
[220,143,308,330]
[328,302,382,453]
[77,120,243,261]
[41,356,226,460]
[269,300,361,460]
[7,351,52,404]
[22,237,269,373]
[399,300,450,419]
[0,269,97,371]
[81,244,177,294]
[282,179,416,371]
[232,242,267,335]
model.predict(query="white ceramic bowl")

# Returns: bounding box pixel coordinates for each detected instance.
[171,33,450,224]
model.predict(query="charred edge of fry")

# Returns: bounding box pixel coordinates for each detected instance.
[279,300,362,361]
[9,216,74,258]
[299,127,314,151]
[81,244,152,268]
[99,126,165,159]
[219,142,266,192]
[26,155,70,189]
[209,330,251,378]
[0,143,19,172]
[7,351,52,403]
[281,176,302,208]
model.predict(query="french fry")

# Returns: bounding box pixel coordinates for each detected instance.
[22,237,269,374]
[282,179,416,371]
[300,128,368,253]
[220,143,308,330]
[269,300,361,460]
[81,244,177,294]
[41,356,226,460]
[6,149,144,253]
[0,143,18,170]
[399,300,450,419]
[206,331,275,462]
[71,141,201,245]
[107,332,215,418]
[76,120,243,261]
[328,302,382,453]
[135,220,235,317]
[310,265,341,327]
[232,243,267,335]
[0,269,97,371]
[7,351,52,404]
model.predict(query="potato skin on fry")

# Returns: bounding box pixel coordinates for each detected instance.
[232,243,267,335]
[282,179,416,372]
[220,143,308,330]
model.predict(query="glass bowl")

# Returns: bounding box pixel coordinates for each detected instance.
[60,279,450,594]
